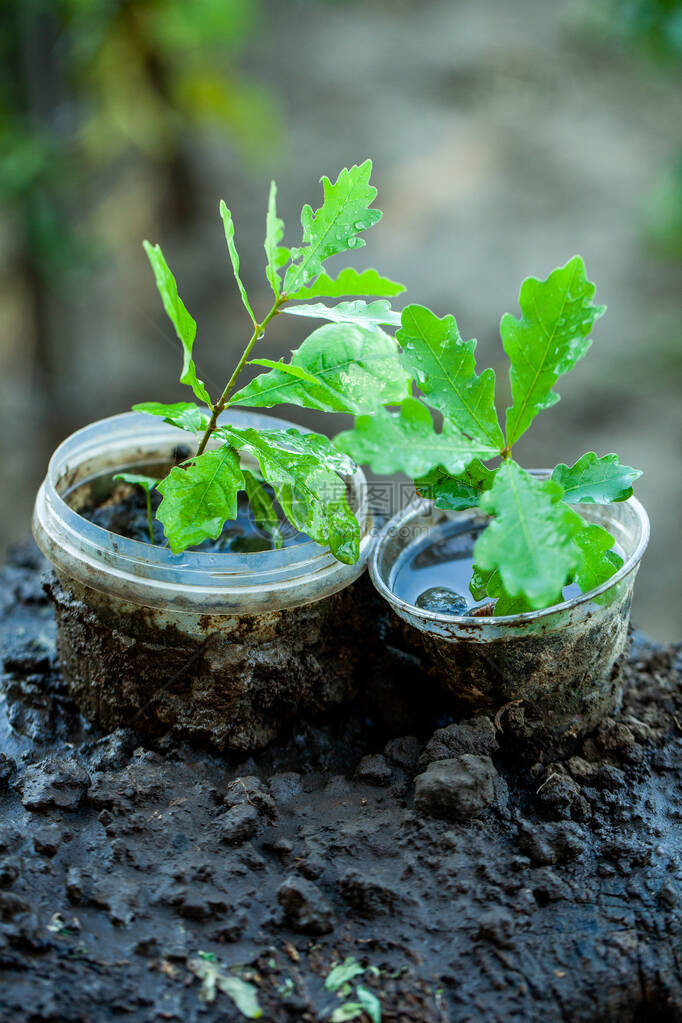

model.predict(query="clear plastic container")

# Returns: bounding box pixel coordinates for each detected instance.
[370,479,650,743]
[32,411,373,752]
[33,410,371,616]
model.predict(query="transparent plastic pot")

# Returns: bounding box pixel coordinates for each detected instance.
[370,479,649,744]
[32,411,373,752]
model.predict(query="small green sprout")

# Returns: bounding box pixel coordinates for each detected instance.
[113,473,158,545]
[187,956,262,1018]
[325,957,382,1022]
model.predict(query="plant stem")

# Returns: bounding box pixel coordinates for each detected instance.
[196,296,284,456]
[145,490,154,545]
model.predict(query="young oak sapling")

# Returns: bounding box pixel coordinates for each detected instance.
[335,256,642,614]
[132,160,410,560]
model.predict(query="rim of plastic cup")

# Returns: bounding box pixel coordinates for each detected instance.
[33,410,371,612]
[369,483,649,628]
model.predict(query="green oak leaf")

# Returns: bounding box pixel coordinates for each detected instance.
[283,161,382,295]
[143,242,211,405]
[287,266,405,301]
[113,472,157,494]
[282,300,401,328]
[472,506,622,612]
[335,397,499,478]
[220,426,360,564]
[229,323,410,414]
[492,592,538,615]
[219,200,256,324]
[156,446,244,553]
[503,255,605,446]
[264,180,289,298]
[552,452,641,504]
[217,425,357,477]
[251,427,357,476]
[469,565,540,615]
[416,459,497,510]
[133,401,209,432]
[397,304,504,449]
[474,460,583,610]
[566,511,624,593]
[469,564,496,603]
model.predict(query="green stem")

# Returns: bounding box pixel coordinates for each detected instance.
[196,296,284,456]
[146,490,154,545]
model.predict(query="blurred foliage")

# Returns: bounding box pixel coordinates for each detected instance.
[644,152,682,257]
[607,0,682,57]
[589,0,682,257]
[0,0,279,285]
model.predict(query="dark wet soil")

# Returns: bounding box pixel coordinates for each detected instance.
[0,543,681,1022]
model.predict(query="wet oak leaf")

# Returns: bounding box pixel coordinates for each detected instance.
[156,447,244,553]
[335,397,499,478]
[503,256,605,446]
[219,426,360,564]
[565,512,624,595]
[397,304,504,449]
[469,564,542,616]
[552,452,641,504]
[220,201,256,323]
[472,499,623,612]
[264,180,289,298]
[229,323,410,414]
[143,242,211,405]
[475,460,583,610]
[282,299,401,328]
[133,401,209,432]
[416,459,497,510]
[287,266,405,301]
[283,160,382,295]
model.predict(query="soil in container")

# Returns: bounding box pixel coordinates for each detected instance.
[34,411,375,753]
[77,461,308,554]
[371,496,649,751]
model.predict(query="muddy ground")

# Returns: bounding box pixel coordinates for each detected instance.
[0,543,681,1022]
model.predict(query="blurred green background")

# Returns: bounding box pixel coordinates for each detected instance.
[1,0,680,639]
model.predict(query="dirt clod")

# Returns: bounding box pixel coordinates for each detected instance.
[220,803,261,845]
[15,756,90,812]
[32,825,63,857]
[414,753,497,820]
[355,753,393,786]
[277,876,336,934]
[418,715,498,770]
